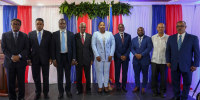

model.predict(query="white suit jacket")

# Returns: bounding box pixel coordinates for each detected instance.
[92,31,115,61]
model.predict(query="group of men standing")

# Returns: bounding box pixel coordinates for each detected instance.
[1,18,199,100]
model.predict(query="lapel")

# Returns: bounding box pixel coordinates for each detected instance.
[117,33,123,45]
[97,32,104,48]
[33,31,40,47]
[40,30,46,46]
[9,31,15,46]
[84,33,89,46]
[173,34,179,51]
[67,30,70,47]
[77,33,84,46]
[57,31,61,50]
[180,33,188,51]
[16,32,23,47]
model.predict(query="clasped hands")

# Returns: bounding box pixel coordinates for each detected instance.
[96,56,112,62]
[11,55,20,62]
[134,54,142,60]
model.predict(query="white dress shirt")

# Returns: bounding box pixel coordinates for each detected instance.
[60,30,68,53]
[80,32,86,40]
[151,33,169,64]
[36,29,43,39]
[177,32,186,43]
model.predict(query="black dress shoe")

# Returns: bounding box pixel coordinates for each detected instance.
[76,91,83,95]
[34,94,40,100]
[58,94,63,99]
[122,87,127,93]
[170,96,180,100]
[44,94,49,99]
[66,92,72,98]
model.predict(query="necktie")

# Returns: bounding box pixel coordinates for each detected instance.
[14,32,18,43]
[139,37,142,47]
[81,33,84,44]
[121,34,124,43]
[61,31,66,52]
[38,31,41,45]
[178,35,182,50]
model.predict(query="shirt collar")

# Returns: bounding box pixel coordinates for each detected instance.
[60,29,66,33]
[156,33,166,38]
[138,35,144,39]
[36,30,43,34]
[119,32,124,35]
[178,32,186,36]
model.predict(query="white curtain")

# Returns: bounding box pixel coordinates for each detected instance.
[0,6,3,39]
[190,5,200,94]
[182,5,200,97]
[28,6,64,84]
[122,5,152,82]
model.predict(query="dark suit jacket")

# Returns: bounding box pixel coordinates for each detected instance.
[28,30,52,65]
[1,31,28,68]
[51,30,76,64]
[114,33,131,61]
[166,33,200,72]
[131,35,153,66]
[75,33,94,66]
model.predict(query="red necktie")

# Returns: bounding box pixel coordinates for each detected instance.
[121,34,124,43]
[81,33,84,44]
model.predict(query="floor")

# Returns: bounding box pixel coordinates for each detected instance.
[0,83,196,100]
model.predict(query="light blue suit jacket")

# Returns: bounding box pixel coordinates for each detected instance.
[92,31,115,61]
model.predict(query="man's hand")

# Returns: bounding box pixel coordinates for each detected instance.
[167,63,171,68]
[135,54,142,60]
[96,56,101,62]
[27,60,32,66]
[53,60,57,67]
[71,60,77,66]
[121,55,127,61]
[49,59,52,65]
[108,56,112,62]
[11,55,20,62]
[190,66,197,72]
[90,61,93,65]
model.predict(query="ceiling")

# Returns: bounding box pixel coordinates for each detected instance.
[0,0,200,6]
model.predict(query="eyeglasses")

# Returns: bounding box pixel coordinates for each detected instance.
[176,25,185,28]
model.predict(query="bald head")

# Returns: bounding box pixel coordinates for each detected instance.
[157,23,165,34]
[176,21,187,34]
[79,22,86,33]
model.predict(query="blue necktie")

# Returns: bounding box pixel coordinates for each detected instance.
[139,37,142,48]
[178,35,182,50]
[38,32,41,45]
[61,31,66,52]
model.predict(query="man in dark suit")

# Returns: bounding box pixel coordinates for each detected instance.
[27,18,52,100]
[114,24,131,92]
[131,27,153,94]
[166,21,200,100]
[1,19,28,100]
[52,18,76,99]
[75,22,94,95]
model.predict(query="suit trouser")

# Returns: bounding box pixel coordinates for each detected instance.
[171,64,192,100]
[151,62,167,93]
[76,64,91,91]
[95,60,111,88]
[115,59,129,88]
[57,53,71,94]
[6,62,25,100]
[32,62,49,95]
[133,63,149,88]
